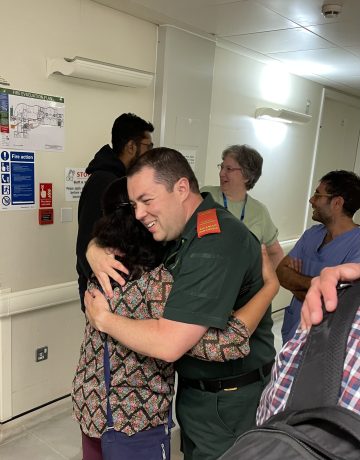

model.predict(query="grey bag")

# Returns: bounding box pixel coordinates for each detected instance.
[220,280,360,460]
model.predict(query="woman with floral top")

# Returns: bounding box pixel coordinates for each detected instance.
[72,177,279,460]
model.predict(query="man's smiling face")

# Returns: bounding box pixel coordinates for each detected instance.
[128,166,186,242]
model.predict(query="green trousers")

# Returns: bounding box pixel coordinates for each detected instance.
[176,377,268,460]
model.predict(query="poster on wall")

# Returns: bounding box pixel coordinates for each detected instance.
[65,167,89,201]
[1,150,35,210]
[0,88,64,152]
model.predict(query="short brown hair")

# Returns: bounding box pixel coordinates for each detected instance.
[127,147,200,193]
[222,144,263,190]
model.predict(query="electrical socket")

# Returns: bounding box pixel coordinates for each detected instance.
[36,346,48,362]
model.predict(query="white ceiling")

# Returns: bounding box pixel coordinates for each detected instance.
[93,0,360,97]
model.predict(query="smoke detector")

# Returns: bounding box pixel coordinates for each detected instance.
[321,3,342,18]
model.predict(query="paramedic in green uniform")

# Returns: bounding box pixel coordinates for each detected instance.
[85,147,276,460]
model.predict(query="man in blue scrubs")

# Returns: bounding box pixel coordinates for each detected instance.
[277,170,360,343]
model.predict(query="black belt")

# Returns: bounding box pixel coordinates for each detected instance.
[179,361,274,393]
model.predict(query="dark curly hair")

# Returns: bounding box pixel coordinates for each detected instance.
[92,177,165,280]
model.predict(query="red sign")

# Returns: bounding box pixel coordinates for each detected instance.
[38,208,54,225]
[39,183,52,208]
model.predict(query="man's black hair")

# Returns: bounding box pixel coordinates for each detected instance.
[321,170,360,217]
[111,113,154,155]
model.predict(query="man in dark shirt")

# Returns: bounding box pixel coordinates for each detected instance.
[84,148,275,459]
[76,113,154,310]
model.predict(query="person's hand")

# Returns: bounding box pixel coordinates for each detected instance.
[301,263,360,330]
[84,288,112,331]
[288,257,302,273]
[86,239,129,297]
[261,244,280,295]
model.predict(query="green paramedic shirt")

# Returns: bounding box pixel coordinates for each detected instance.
[163,193,275,380]
[201,185,279,246]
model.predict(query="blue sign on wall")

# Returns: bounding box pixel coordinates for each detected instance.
[0,150,35,210]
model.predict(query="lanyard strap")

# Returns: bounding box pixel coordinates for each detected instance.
[104,338,114,429]
[222,193,247,221]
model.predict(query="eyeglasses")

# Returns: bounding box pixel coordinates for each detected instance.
[114,202,133,210]
[102,201,133,216]
[312,192,334,198]
[116,202,131,207]
[114,202,135,216]
[140,142,154,150]
[217,164,242,173]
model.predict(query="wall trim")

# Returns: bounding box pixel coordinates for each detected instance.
[0,240,297,319]
[0,282,78,318]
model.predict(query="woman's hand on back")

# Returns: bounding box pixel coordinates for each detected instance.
[86,239,129,297]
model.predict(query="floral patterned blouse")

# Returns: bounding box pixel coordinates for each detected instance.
[72,264,250,437]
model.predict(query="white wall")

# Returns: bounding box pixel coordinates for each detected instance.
[154,26,216,186]
[206,45,360,312]
[2,0,360,423]
[306,89,360,228]
[1,0,157,293]
[0,0,157,420]
[206,44,324,241]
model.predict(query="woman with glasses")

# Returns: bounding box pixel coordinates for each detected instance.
[72,177,279,460]
[202,144,284,268]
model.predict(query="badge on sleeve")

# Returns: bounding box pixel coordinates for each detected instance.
[197,208,221,238]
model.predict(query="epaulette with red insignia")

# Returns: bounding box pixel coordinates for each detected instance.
[197,208,221,238]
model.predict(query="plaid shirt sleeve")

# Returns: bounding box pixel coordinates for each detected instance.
[256,307,360,426]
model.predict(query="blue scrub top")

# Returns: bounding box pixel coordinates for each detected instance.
[282,224,360,343]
